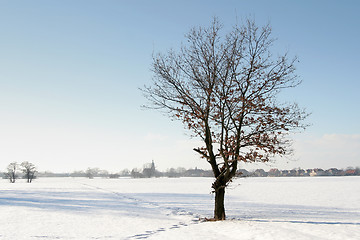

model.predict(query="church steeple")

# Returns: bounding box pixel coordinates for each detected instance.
[151,160,155,171]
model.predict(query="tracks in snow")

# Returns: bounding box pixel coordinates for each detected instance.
[78,180,204,239]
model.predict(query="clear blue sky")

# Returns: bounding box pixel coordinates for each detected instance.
[0,0,359,172]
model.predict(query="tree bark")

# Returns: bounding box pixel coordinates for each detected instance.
[214,185,226,220]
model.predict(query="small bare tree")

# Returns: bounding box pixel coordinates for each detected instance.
[21,161,37,183]
[86,168,99,179]
[142,18,308,220]
[5,162,18,183]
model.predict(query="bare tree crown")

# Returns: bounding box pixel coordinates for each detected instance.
[144,18,307,165]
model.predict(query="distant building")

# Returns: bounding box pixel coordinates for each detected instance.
[281,170,289,176]
[268,169,280,177]
[310,168,326,176]
[345,169,356,176]
[142,160,156,178]
[297,169,306,176]
[252,169,268,177]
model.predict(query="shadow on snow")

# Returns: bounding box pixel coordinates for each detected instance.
[0,190,359,226]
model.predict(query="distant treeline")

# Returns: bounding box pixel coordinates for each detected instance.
[243,167,360,177]
[33,166,214,178]
[15,166,360,179]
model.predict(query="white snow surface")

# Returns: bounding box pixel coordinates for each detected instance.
[0,176,359,240]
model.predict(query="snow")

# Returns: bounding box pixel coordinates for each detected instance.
[0,176,359,239]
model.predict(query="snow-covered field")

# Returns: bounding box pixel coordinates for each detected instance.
[0,176,359,240]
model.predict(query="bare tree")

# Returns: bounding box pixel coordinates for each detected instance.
[142,18,308,220]
[20,161,37,183]
[5,162,18,183]
[86,168,99,179]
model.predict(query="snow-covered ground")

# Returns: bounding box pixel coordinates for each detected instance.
[0,176,359,239]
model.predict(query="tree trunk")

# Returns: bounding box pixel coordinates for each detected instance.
[214,186,226,220]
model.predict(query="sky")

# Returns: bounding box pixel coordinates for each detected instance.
[0,0,359,172]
